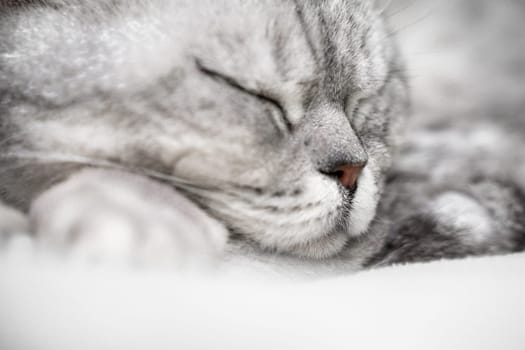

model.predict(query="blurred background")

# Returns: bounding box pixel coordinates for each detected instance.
[387,0,525,186]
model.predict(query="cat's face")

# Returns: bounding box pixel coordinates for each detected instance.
[1,0,408,258]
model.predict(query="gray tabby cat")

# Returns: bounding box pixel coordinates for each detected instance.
[0,0,523,268]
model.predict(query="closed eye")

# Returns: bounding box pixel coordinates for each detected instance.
[195,59,293,133]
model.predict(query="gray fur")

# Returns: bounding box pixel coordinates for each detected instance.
[0,0,523,268]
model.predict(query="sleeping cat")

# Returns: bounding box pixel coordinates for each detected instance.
[0,0,523,269]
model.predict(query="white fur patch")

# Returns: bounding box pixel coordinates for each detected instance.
[347,167,379,236]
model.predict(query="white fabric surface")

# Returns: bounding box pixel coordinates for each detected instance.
[1,250,524,350]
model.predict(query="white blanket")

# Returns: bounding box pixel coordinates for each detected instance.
[1,251,524,350]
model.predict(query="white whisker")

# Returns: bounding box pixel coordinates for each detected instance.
[0,151,218,192]
[375,0,394,16]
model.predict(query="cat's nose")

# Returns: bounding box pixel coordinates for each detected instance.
[323,163,366,190]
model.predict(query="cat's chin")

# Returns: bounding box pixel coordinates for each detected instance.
[285,229,350,260]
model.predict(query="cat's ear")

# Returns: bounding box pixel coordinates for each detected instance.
[372,0,393,15]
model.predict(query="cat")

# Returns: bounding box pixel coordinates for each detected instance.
[0,0,523,269]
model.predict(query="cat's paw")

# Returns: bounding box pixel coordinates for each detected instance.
[29,170,228,268]
[429,179,525,251]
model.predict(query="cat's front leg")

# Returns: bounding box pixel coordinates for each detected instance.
[367,179,525,267]
[29,169,228,267]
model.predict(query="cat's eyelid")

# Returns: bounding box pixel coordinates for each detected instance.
[345,91,368,117]
[195,59,293,133]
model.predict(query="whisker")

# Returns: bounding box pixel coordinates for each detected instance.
[375,0,394,16]
[403,50,447,57]
[383,0,418,19]
[1,151,122,169]
[385,7,437,39]
[0,151,220,192]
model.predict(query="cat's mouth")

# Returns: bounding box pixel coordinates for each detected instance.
[283,196,358,259]
[179,165,378,260]
[285,167,378,258]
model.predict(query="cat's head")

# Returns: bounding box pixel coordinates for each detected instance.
[1,0,408,259]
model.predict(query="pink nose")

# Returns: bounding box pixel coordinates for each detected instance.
[332,164,365,190]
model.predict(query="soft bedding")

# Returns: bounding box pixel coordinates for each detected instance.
[1,251,524,350]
